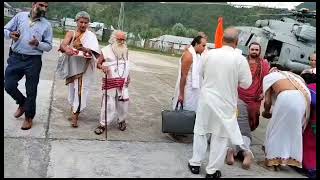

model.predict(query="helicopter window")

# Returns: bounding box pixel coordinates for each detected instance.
[238,31,253,45]
[264,40,283,63]
[300,53,305,59]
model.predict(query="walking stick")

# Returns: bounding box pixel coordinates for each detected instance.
[105,73,107,140]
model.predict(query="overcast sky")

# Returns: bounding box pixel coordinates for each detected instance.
[228,2,303,10]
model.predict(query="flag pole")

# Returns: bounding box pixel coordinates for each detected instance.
[105,74,108,140]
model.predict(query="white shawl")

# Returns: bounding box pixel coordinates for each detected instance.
[81,30,101,54]
[188,46,200,89]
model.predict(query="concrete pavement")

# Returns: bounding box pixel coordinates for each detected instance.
[3,38,306,178]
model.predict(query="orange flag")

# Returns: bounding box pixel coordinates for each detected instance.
[214,17,224,48]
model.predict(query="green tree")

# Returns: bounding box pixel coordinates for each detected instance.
[140,31,151,40]
[149,28,163,38]
[185,28,198,38]
[171,23,186,37]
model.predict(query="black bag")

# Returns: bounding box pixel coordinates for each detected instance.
[161,101,196,134]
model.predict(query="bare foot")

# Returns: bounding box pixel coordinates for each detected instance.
[226,148,235,165]
[242,151,253,170]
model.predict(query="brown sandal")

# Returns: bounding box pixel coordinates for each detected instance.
[118,121,127,131]
[257,161,279,171]
[94,125,105,135]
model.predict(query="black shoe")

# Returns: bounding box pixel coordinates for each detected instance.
[188,163,200,174]
[206,170,222,178]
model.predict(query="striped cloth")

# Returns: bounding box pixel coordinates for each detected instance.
[102,77,125,90]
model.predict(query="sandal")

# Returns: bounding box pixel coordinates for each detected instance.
[94,125,105,135]
[257,161,278,171]
[118,121,127,131]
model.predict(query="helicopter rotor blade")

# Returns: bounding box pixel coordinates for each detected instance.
[159,2,316,19]
[240,13,293,17]
[159,2,234,6]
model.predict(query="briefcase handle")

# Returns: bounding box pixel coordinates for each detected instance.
[175,101,183,111]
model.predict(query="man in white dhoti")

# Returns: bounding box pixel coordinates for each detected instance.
[168,35,207,141]
[59,11,100,127]
[94,30,130,135]
[188,27,252,178]
[261,67,311,171]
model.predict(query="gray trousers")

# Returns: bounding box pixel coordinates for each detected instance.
[227,99,254,157]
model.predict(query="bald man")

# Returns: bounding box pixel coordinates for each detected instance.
[188,27,252,178]
[94,30,130,135]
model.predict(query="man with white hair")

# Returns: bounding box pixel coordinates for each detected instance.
[94,30,130,135]
[59,11,100,127]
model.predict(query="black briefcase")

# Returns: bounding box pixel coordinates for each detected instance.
[161,102,196,134]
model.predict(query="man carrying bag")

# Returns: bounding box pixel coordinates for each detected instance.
[162,35,207,142]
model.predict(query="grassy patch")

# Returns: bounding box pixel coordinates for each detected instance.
[4,17,12,25]
[53,28,65,39]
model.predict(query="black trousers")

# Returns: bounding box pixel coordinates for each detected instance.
[4,52,42,119]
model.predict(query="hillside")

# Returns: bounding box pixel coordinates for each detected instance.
[8,2,315,42]
[296,2,316,10]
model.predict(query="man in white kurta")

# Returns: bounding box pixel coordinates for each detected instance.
[188,28,252,178]
[94,30,130,135]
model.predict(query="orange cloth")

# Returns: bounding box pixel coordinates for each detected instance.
[214,17,224,48]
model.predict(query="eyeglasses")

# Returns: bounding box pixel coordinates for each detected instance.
[310,59,316,61]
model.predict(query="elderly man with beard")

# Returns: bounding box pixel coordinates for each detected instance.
[94,30,130,135]
[238,42,270,131]
[4,2,53,130]
[59,11,100,127]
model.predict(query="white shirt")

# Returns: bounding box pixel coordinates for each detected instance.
[194,45,252,145]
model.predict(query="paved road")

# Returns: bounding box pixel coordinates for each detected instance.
[3,38,306,178]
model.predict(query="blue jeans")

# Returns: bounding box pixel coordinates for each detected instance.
[4,53,42,119]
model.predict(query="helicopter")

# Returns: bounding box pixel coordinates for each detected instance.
[235,8,316,73]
